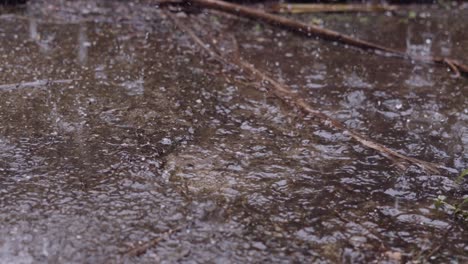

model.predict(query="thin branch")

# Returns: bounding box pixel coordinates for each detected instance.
[173,0,468,78]
[239,60,439,173]
[164,9,441,173]
[269,3,397,14]
[443,58,461,78]
[124,227,181,257]
[187,0,401,54]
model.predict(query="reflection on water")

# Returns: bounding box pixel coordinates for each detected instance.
[0,1,467,263]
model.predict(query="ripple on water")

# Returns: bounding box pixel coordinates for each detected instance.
[0,1,467,263]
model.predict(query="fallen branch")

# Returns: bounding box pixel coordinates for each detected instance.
[165,10,441,173]
[171,0,468,77]
[269,3,397,14]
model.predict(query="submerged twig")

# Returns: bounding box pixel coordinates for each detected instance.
[239,60,439,173]
[124,227,181,257]
[270,3,397,14]
[442,58,461,78]
[164,0,468,78]
[165,10,441,173]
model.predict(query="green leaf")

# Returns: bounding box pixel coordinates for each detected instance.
[310,18,323,26]
[456,169,468,183]
[437,195,447,201]
[359,17,369,24]
[408,11,417,19]
[434,195,446,210]
[254,23,262,32]
[459,197,468,207]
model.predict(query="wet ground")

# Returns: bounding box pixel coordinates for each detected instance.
[0,0,467,263]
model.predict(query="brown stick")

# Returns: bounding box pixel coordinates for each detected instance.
[124,227,181,257]
[165,10,441,173]
[442,58,461,78]
[270,3,397,14]
[178,0,468,77]
[188,0,401,54]
[239,60,439,173]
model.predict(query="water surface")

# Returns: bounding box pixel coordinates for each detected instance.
[0,1,466,263]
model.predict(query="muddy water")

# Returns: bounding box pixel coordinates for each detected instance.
[0,1,466,263]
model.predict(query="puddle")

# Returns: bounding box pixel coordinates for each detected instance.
[0,1,467,263]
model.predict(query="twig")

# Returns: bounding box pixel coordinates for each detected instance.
[442,58,461,78]
[170,0,468,77]
[155,0,183,5]
[270,3,397,14]
[186,0,400,54]
[124,227,181,257]
[165,10,441,173]
[239,60,440,173]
